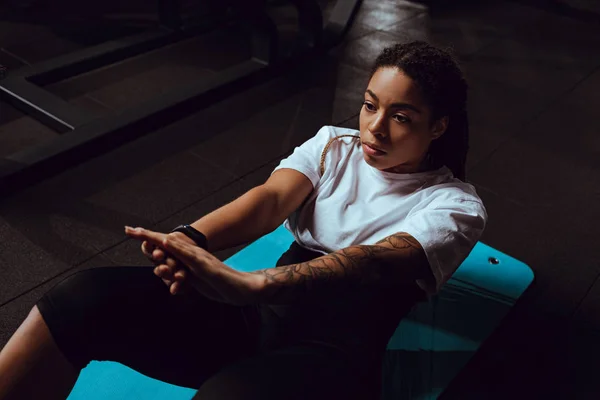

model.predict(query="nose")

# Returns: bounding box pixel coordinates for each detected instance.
[368,111,387,137]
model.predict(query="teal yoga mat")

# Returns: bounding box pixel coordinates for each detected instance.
[68,225,533,400]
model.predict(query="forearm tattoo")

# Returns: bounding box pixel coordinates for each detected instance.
[252,232,427,303]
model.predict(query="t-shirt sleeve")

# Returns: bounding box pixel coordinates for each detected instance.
[398,195,488,294]
[270,125,335,188]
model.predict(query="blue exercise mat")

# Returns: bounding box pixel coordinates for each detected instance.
[68,225,533,400]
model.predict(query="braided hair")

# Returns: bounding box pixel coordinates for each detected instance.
[370,41,469,181]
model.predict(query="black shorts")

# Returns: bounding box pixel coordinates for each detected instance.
[36,242,421,399]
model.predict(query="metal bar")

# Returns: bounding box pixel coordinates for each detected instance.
[5,5,251,87]
[0,77,95,132]
[0,59,267,194]
[0,0,364,195]
[323,0,363,47]
[0,24,228,136]
[7,28,178,84]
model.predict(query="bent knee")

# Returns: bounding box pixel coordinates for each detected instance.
[22,304,51,337]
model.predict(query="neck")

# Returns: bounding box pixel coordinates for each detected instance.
[384,154,434,174]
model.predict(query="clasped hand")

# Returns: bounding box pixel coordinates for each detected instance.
[125,226,264,306]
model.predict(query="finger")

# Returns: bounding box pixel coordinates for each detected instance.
[154,265,165,278]
[173,268,187,281]
[170,281,181,295]
[142,241,155,257]
[161,236,202,268]
[155,265,174,281]
[171,280,190,295]
[152,248,166,262]
[125,226,167,248]
[164,256,178,269]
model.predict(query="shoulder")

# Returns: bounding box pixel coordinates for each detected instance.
[432,182,482,203]
[420,179,487,218]
[419,169,483,204]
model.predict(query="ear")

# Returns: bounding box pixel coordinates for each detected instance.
[431,116,449,140]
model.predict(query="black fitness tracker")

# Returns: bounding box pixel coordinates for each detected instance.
[170,224,208,250]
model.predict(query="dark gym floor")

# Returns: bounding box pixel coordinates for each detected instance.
[1,0,599,398]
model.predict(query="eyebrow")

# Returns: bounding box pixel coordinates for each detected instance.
[365,89,422,114]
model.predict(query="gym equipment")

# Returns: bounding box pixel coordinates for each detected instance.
[67,224,534,399]
[0,0,362,195]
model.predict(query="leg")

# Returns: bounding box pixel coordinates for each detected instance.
[193,343,374,400]
[0,305,79,400]
[0,266,260,399]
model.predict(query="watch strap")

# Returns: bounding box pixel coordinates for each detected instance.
[170,224,208,250]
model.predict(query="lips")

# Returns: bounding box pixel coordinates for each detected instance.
[363,143,386,157]
[364,142,386,153]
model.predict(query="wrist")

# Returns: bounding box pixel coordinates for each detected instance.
[169,231,197,246]
[170,224,208,250]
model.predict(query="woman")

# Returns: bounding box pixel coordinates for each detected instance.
[0,41,487,399]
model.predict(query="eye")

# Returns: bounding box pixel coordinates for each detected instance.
[394,114,410,123]
[363,101,376,112]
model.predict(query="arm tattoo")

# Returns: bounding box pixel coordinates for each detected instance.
[252,232,428,304]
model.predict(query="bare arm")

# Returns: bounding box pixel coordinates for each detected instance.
[253,232,433,304]
[190,169,313,253]
[189,186,279,253]
[144,169,313,296]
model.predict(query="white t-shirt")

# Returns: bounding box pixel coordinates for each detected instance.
[271,125,488,296]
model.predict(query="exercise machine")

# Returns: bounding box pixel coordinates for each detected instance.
[0,0,362,195]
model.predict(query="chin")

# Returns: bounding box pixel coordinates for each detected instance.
[363,155,383,167]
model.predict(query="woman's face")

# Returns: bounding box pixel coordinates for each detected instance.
[359,67,447,174]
